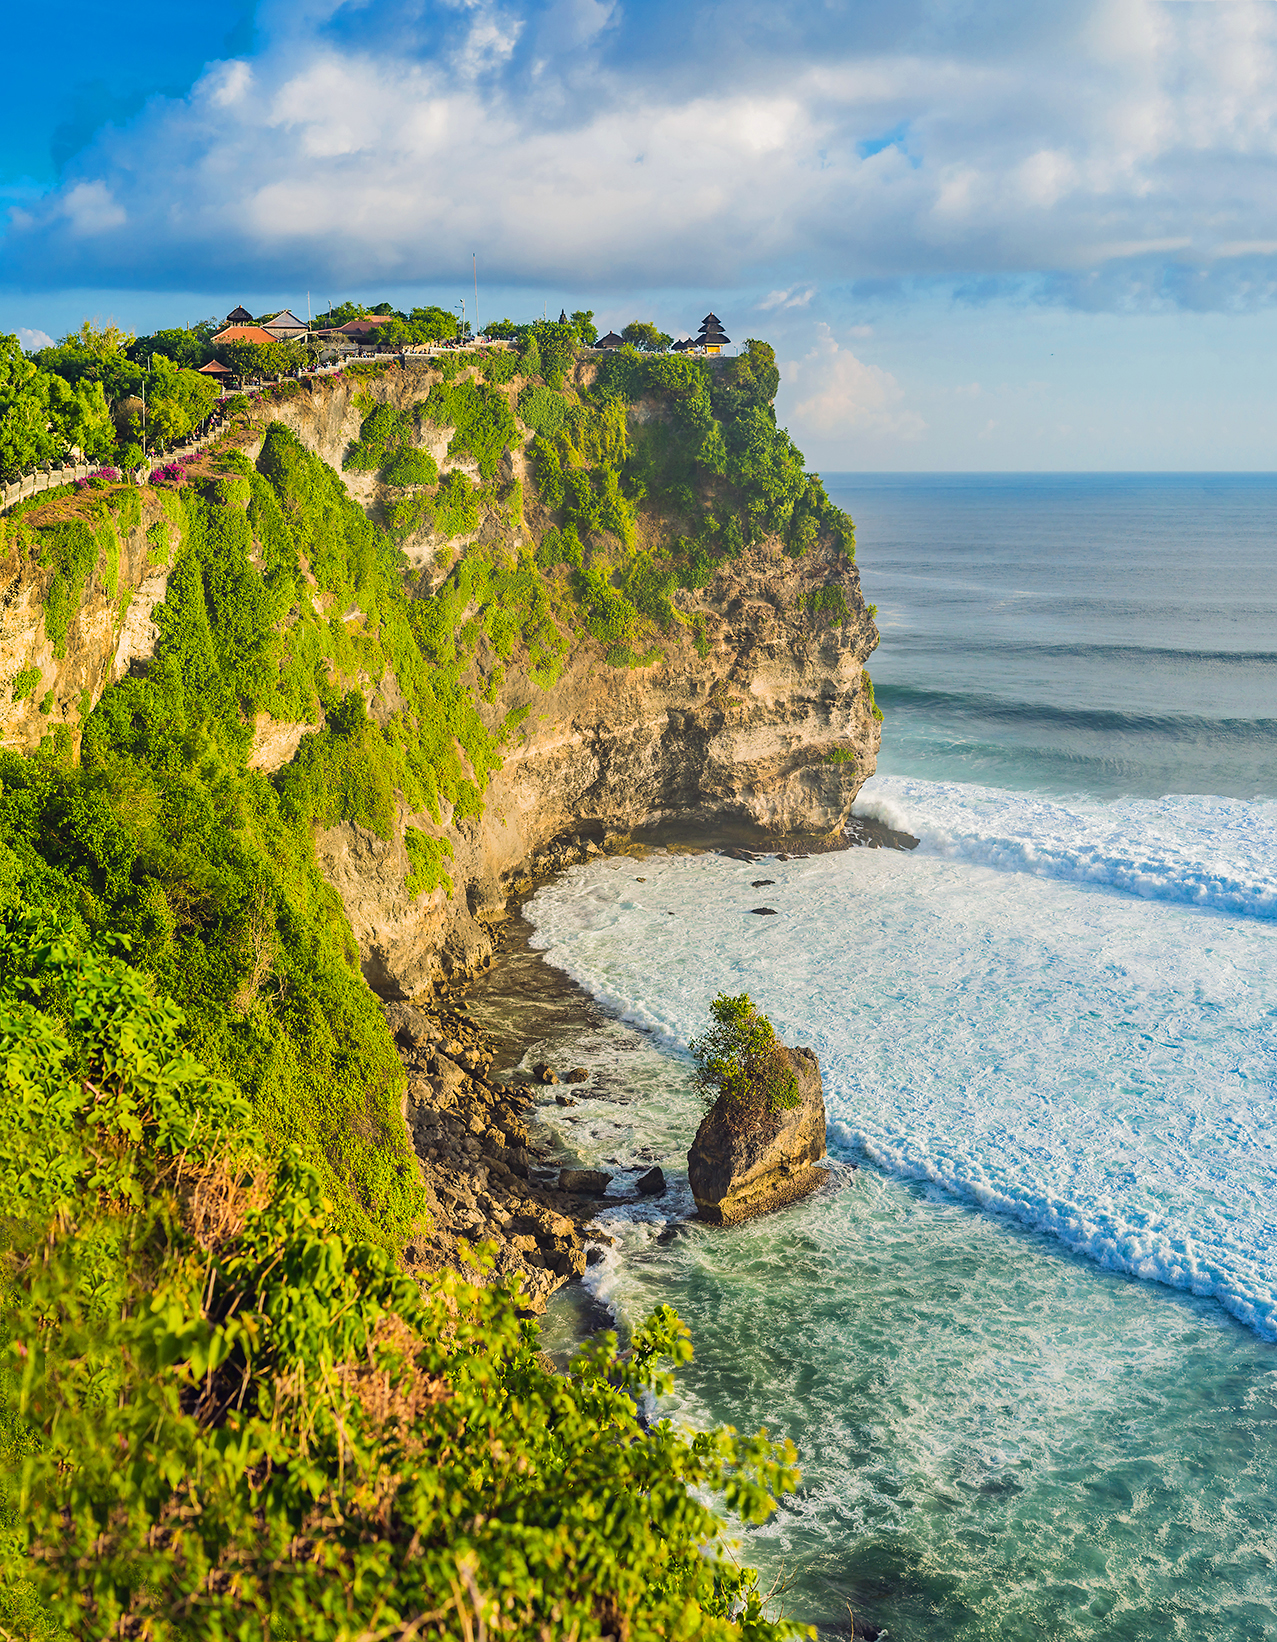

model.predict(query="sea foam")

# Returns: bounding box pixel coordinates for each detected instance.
[525,801,1277,1340]
[855,776,1277,919]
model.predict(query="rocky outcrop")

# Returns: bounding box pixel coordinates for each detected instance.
[384,995,613,1313]
[687,1045,828,1224]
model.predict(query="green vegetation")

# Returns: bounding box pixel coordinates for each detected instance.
[622,320,674,352]
[516,382,568,437]
[0,921,800,1641]
[404,827,455,897]
[862,668,884,722]
[824,747,857,765]
[383,446,439,487]
[806,583,851,623]
[1,322,226,482]
[9,667,40,703]
[424,379,520,479]
[344,401,418,472]
[689,993,802,1124]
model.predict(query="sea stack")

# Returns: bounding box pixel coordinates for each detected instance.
[687,1043,828,1224]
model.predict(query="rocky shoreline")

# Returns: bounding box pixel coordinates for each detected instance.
[385,821,916,1325]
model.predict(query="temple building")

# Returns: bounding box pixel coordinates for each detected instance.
[224,304,254,325]
[210,323,278,345]
[262,309,308,341]
[596,331,624,350]
[695,313,730,355]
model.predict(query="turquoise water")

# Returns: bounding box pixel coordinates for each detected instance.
[523,476,1277,1639]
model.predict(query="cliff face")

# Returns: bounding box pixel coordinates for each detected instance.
[0,490,173,755]
[0,357,879,1000]
[327,528,878,993]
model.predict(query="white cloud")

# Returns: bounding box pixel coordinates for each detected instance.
[783,323,926,441]
[8,0,1277,306]
[17,327,54,351]
[59,182,126,237]
[759,287,816,310]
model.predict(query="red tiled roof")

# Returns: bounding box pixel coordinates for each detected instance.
[338,315,396,334]
[211,324,277,344]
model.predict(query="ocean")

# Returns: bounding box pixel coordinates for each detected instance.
[520,475,1277,1640]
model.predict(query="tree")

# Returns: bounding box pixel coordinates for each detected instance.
[46,374,116,461]
[571,309,598,346]
[131,326,212,370]
[622,321,673,353]
[32,319,143,403]
[533,320,580,388]
[215,339,299,382]
[0,334,60,480]
[689,993,801,1123]
[127,355,221,452]
[378,307,459,349]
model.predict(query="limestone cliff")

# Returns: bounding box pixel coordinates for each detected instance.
[0,349,880,1002]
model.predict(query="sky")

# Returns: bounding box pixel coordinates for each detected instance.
[4,0,1277,470]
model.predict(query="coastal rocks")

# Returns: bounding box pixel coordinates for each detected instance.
[635,1165,667,1196]
[687,1044,828,1225]
[384,992,610,1315]
[558,1168,611,1196]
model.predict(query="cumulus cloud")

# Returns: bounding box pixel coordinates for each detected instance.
[17,328,54,351]
[783,324,926,441]
[6,0,1277,306]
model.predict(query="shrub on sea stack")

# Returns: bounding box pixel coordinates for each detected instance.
[689,993,801,1129]
[688,994,828,1225]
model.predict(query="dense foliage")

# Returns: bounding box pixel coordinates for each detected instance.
[2,324,224,481]
[0,331,874,1638]
[689,994,801,1123]
[0,922,802,1640]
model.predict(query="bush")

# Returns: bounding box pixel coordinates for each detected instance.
[382,447,438,487]
[517,383,567,438]
[344,402,415,472]
[689,993,801,1125]
[0,920,801,1642]
[806,583,850,624]
[9,665,40,702]
[480,348,520,385]
[433,470,479,537]
[424,380,519,480]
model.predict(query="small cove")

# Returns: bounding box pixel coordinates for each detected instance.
[468,880,1277,1641]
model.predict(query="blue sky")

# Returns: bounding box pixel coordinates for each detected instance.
[5,0,1277,470]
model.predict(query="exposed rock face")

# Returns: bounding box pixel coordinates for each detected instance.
[687,1045,828,1224]
[1,369,882,994]
[366,524,880,990]
[0,495,168,755]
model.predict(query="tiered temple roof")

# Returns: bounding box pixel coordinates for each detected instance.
[696,312,730,350]
[225,305,254,324]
